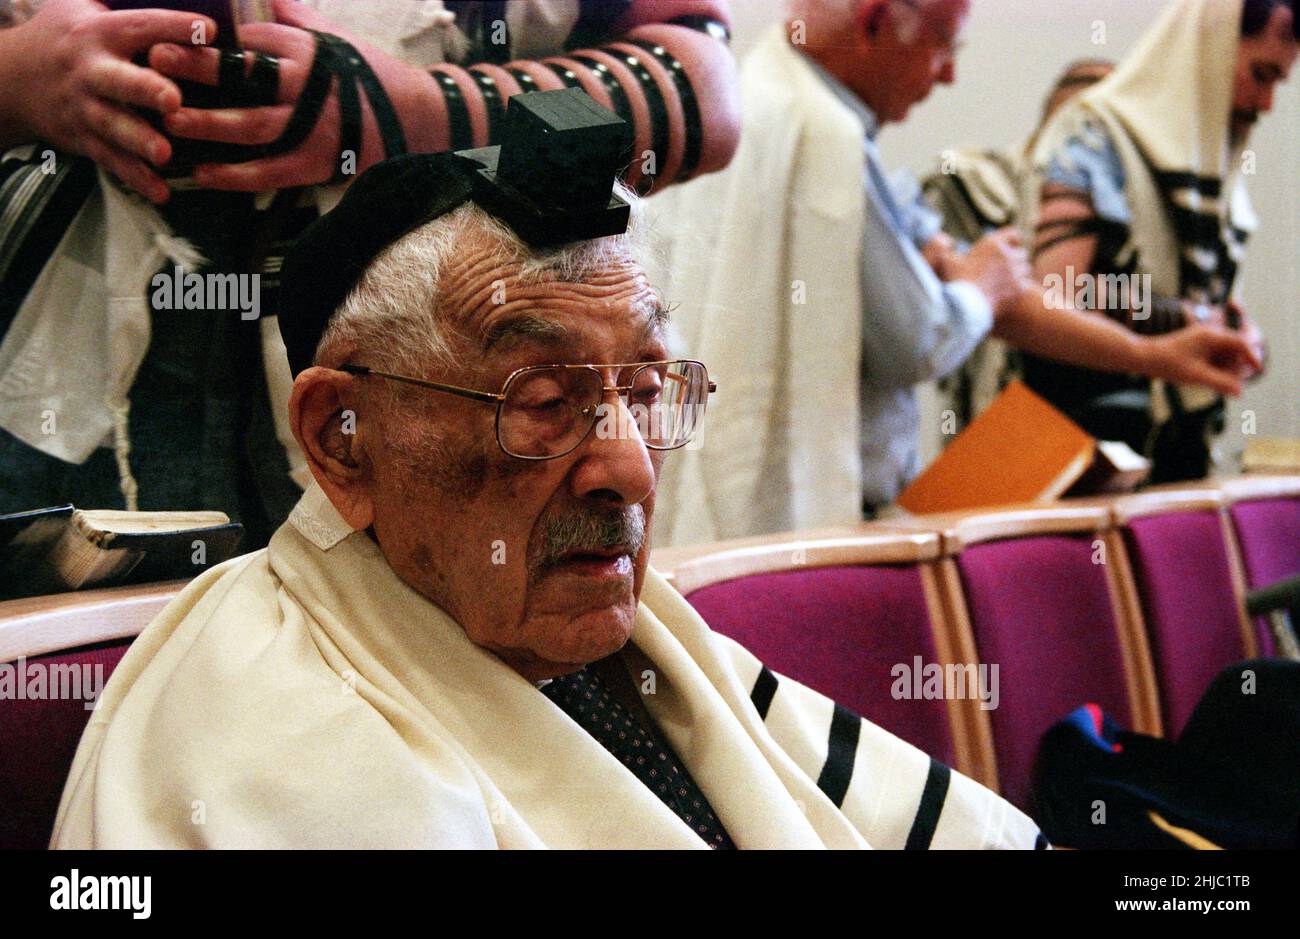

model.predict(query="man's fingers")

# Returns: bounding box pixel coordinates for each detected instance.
[1199,366,1243,397]
[149,42,222,87]
[1212,331,1264,373]
[1243,340,1265,373]
[270,0,317,29]
[165,104,292,146]
[192,150,329,192]
[82,138,170,204]
[1180,331,1253,395]
[103,9,218,55]
[87,58,183,114]
[82,98,172,166]
[151,26,309,98]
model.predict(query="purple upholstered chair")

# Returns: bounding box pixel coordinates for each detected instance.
[939,506,1150,811]
[1224,477,1300,657]
[656,529,970,774]
[0,641,132,849]
[0,581,180,849]
[1115,492,1253,738]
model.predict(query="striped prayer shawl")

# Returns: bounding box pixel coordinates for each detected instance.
[719,636,1050,850]
[1152,168,1251,307]
[0,149,96,341]
[54,482,1049,850]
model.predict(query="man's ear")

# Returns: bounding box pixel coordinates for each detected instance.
[289,367,375,530]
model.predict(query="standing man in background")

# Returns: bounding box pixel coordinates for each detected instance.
[1022,0,1291,482]
[647,0,1260,547]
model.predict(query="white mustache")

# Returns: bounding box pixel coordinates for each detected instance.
[533,505,646,575]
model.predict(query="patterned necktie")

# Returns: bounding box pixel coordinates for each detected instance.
[541,665,735,849]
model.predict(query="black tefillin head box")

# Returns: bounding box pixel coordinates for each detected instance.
[460,88,634,247]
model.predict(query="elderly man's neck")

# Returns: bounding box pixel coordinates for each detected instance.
[785,19,893,122]
[493,646,595,683]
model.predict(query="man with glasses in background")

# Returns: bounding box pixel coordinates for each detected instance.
[52,123,1044,849]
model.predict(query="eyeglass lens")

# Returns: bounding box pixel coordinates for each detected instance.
[498,361,708,459]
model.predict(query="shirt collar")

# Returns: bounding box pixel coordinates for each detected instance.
[799,51,881,140]
[288,481,357,551]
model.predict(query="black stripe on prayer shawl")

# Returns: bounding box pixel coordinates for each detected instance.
[750,666,779,720]
[815,704,861,808]
[0,154,97,340]
[1035,831,1050,850]
[1154,170,1222,199]
[904,759,951,850]
[1167,204,1224,249]
[1155,188,1240,302]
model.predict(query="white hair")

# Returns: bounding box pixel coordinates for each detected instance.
[314,180,647,377]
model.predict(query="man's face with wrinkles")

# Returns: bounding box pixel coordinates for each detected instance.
[366,227,668,682]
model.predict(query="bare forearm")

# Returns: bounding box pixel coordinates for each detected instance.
[993,287,1152,375]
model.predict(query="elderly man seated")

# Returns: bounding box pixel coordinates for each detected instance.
[52,91,1043,850]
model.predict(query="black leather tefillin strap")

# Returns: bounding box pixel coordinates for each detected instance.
[331,45,363,182]
[567,55,633,128]
[599,45,670,192]
[544,62,586,89]
[469,68,505,143]
[246,52,281,105]
[507,67,539,94]
[432,69,474,151]
[257,31,409,180]
[209,48,280,107]
[627,40,703,181]
[217,49,246,95]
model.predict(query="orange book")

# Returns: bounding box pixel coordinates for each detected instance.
[897,381,1097,514]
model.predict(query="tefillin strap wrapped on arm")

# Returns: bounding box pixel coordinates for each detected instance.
[265,31,409,179]
[166,30,410,178]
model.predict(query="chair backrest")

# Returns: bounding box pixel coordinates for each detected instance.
[1222,476,1300,656]
[653,527,981,779]
[1111,490,1254,738]
[0,582,181,849]
[919,504,1158,811]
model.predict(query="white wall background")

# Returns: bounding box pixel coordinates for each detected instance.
[726,0,1299,466]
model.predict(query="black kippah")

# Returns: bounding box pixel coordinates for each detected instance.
[277,151,478,377]
[278,88,632,377]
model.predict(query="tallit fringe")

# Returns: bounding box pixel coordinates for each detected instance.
[108,400,139,513]
[99,195,206,514]
[150,230,206,271]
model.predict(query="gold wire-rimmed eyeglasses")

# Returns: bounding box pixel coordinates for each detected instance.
[339,359,716,461]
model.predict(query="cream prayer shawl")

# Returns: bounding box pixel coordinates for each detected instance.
[643,24,865,548]
[52,484,1043,850]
